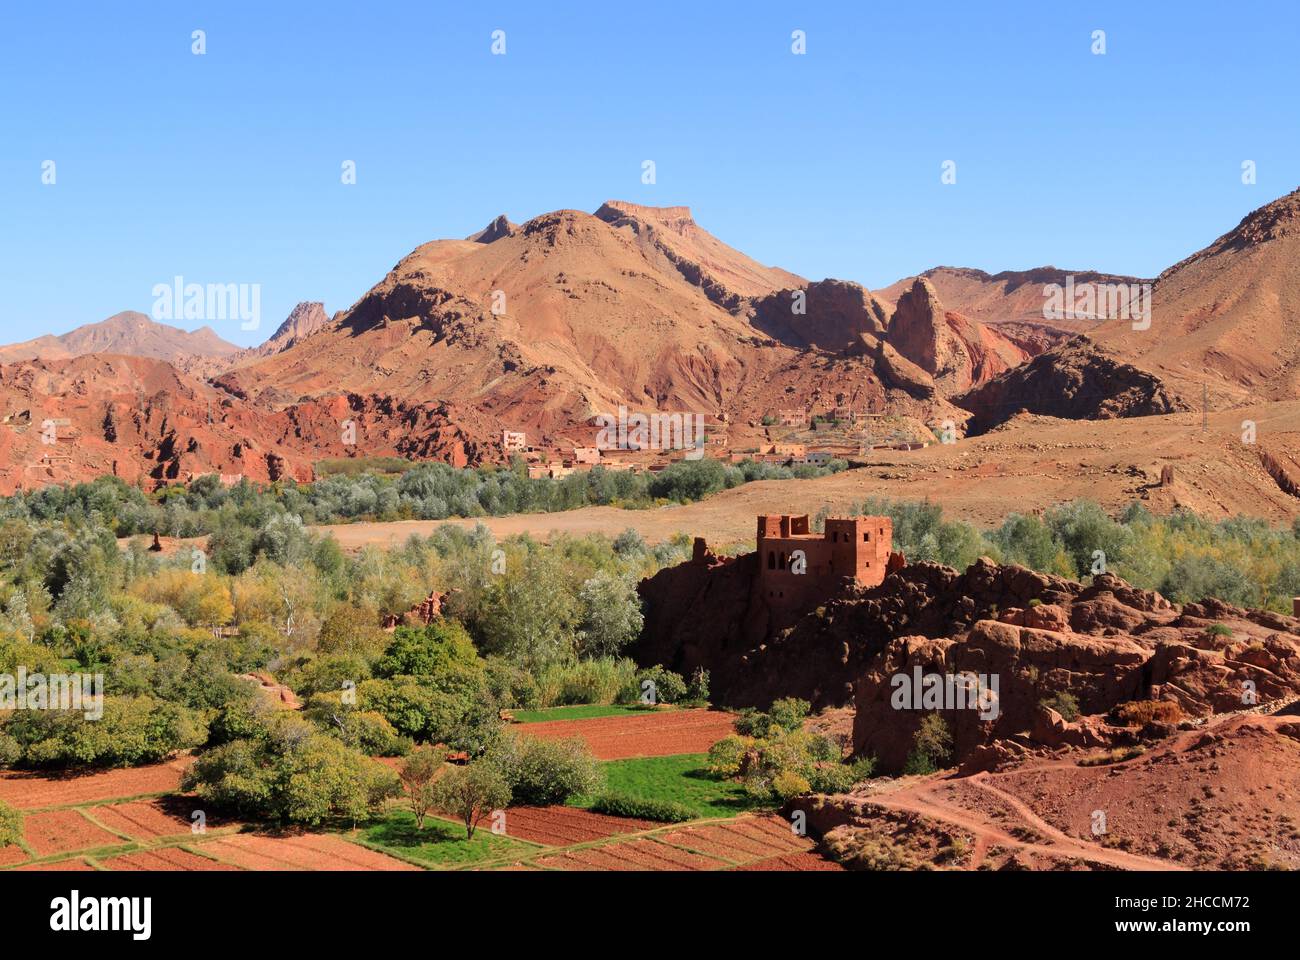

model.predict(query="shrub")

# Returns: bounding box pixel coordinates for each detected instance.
[375,620,482,678]
[0,799,21,848]
[483,657,540,710]
[706,735,753,778]
[590,793,695,823]
[487,734,603,806]
[903,713,952,775]
[772,770,811,800]
[808,756,876,794]
[768,697,811,733]
[1205,623,1233,638]
[686,666,710,704]
[182,715,400,824]
[3,696,208,768]
[291,652,372,698]
[1079,745,1146,767]
[627,665,687,705]
[537,657,637,707]
[306,704,409,756]
[1113,700,1184,727]
[1040,691,1080,722]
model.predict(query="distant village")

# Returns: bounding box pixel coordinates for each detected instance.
[504,405,932,479]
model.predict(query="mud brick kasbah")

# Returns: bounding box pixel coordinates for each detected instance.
[692,513,904,619]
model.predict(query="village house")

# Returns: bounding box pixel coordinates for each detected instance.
[501,430,527,453]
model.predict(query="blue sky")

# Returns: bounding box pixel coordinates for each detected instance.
[1,0,1297,346]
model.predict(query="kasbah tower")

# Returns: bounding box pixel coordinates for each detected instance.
[755,514,897,615]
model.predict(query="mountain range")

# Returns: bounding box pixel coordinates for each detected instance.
[1,188,1298,494]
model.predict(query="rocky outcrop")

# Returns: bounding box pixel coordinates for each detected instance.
[636,550,1300,773]
[744,279,889,351]
[886,279,1029,396]
[467,214,517,243]
[953,336,1187,434]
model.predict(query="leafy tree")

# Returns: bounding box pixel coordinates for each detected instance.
[575,572,644,660]
[398,745,445,830]
[903,713,952,775]
[476,553,577,669]
[432,761,512,840]
[375,620,482,677]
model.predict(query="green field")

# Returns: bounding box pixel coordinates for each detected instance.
[572,753,767,819]
[510,703,652,724]
[357,808,536,867]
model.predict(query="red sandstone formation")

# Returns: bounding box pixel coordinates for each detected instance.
[381,590,451,629]
[637,541,1300,773]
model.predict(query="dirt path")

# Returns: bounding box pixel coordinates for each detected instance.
[867,774,1187,871]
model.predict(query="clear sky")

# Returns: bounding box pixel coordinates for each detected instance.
[2,0,1297,346]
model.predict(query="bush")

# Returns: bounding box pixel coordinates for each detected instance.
[808,756,876,794]
[768,697,811,733]
[182,715,400,824]
[487,734,603,806]
[772,770,811,800]
[1113,700,1184,726]
[536,657,637,707]
[375,620,482,678]
[626,664,687,705]
[705,735,753,778]
[902,713,952,775]
[589,793,696,823]
[483,657,540,710]
[0,799,21,848]
[1040,691,1080,722]
[2,696,208,768]
[686,667,710,703]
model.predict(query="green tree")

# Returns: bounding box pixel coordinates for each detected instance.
[398,746,444,830]
[575,572,644,659]
[432,762,511,839]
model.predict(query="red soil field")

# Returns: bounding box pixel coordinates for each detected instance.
[22,809,123,857]
[518,709,737,760]
[0,844,29,866]
[658,816,814,865]
[497,806,659,845]
[89,797,237,841]
[536,838,727,871]
[0,759,187,810]
[102,848,239,871]
[200,833,420,871]
[526,816,842,871]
